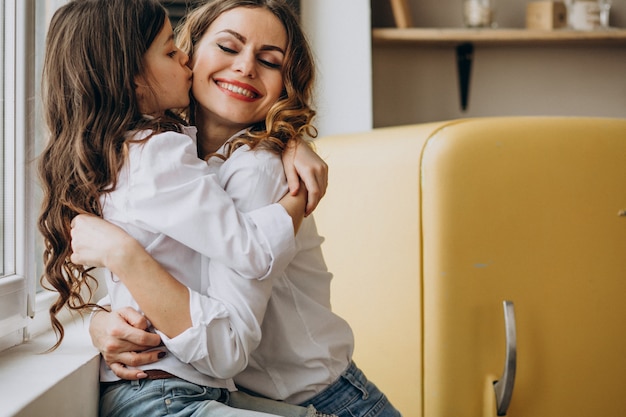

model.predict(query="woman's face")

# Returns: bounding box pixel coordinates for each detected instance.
[136,18,193,116]
[190,6,287,130]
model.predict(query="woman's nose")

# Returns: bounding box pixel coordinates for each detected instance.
[233,51,256,78]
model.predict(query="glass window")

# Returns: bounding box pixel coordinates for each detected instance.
[0,0,29,350]
[0,0,68,350]
[1,1,6,277]
[23,0,71,339]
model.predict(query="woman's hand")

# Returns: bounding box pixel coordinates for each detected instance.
[90,307,163,380]
[282,139,328,216]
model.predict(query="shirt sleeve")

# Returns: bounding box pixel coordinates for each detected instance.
[162,146,296,378]
[124,131,296,280]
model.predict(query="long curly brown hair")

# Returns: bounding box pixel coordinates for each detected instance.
[176,0,318,159]
[38,0,183,350]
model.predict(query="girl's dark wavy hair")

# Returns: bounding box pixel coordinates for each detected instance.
[38,0,183,350]
[176,0,317,159]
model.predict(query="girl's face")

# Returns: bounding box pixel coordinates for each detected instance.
[190,7,287,131]
[136,18,193,116]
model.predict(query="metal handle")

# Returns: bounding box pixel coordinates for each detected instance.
[493,300,516,416]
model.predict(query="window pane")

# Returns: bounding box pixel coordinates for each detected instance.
[1,0,15,280]
[0,0,5,277]
[31,0,68,293]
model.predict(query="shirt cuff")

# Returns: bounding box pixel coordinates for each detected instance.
[158,288,229,364]
[248,203,296,280]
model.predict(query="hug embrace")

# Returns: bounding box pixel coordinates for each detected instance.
[38,0,401,416]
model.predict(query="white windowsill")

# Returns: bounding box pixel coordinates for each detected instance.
[0,317,100,417]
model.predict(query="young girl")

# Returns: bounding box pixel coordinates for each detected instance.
[38,1,331,416]
[72,1,401,416]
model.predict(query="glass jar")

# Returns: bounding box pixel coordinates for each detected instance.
[463,0,495,28]
[570,0,601,30]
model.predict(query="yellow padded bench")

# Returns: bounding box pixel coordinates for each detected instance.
[313,117,626,417]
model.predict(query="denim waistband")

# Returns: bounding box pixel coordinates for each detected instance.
[100,375,228,403]
[301,361,369,407]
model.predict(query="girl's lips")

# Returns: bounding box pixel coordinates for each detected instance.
[215,79,261,100]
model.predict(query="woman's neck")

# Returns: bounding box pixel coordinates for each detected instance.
[195,116,242,159]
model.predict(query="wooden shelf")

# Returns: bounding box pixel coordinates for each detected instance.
[372,28,626,111]
[372,28,626,47]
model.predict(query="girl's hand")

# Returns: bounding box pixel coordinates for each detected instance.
[282,139,328,216]
[72,214,192,338]
[90,307,163,380]
[278,181,307,234]
[70,214,138,269]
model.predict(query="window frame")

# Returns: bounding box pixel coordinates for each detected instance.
[0,0,58,351]
[0,0,29,350]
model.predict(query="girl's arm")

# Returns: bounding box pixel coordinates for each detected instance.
[282,138,328,216]
[71,214,193,335]
[77,146,306,379]
[73,130,307,374]
[75,207,300,379]
[125,130,303,281]
[72,176,305,340]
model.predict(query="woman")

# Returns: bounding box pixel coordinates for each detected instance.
[39,1,328,416]
[72,1,401,416]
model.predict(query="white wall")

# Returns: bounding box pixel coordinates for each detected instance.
[373,44,626,126]
[300,0,373,137]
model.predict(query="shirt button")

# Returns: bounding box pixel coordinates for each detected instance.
[165,399,172,405]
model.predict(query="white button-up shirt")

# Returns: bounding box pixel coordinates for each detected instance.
[99,126,296,390]
[207,133,355,404]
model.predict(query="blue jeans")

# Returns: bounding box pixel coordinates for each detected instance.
[299,362,402,417]
[100,378,319,417]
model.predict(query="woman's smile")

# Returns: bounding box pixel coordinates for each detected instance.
[215,79,261,101]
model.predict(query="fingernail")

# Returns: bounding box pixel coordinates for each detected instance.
[158,351,167,359]
[137,372,148,379]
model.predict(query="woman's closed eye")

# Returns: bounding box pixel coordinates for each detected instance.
[218,43,282,70]
[218,43,237,54]
[258,58,281,69]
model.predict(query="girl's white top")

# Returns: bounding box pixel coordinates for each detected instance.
[209,132,354,404]
[99,126,296,390]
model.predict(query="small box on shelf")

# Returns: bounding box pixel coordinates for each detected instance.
[526,1,567,30]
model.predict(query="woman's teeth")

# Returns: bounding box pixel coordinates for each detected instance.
[218,82,257,98]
